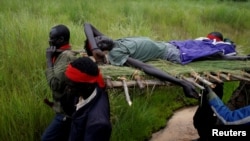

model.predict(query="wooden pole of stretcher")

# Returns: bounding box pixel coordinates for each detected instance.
[132,70,145,89]
[118,76,132,106]
[190,72,216,88]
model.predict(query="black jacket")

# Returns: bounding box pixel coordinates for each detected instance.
[69,86,112,141]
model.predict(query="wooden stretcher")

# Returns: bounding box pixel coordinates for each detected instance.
[98,59,250,106]
[78,51,250,106]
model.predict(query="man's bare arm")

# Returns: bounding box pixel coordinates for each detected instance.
[125,57,199,99]
[83,23,107,64]
[84,23,104,50]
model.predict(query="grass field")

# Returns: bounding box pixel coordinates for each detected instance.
[0,0,249,140]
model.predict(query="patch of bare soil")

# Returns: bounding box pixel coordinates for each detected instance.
[149,106,199,141]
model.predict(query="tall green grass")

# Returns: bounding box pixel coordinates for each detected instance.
[1,0,250,140]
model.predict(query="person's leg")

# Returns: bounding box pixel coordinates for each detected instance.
[41,114,71,141]
[193,102,215,141]
[193,83,223,141]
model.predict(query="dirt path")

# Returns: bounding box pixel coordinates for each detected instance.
[149,106,199,141]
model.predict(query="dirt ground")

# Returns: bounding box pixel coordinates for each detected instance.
[149,106,199,141]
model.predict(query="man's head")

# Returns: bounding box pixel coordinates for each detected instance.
[49,24,70,48]
[207,32,223,42]
[94,36,114,51]
[65,57,105,98]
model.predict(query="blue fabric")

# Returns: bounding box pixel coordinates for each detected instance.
[209,96,250,125]
[41,114,71,141]
[169,39,236,64]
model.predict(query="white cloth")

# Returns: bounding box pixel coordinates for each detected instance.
[76,88,97,111]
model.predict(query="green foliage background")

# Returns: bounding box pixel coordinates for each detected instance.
[0,0,249,140]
